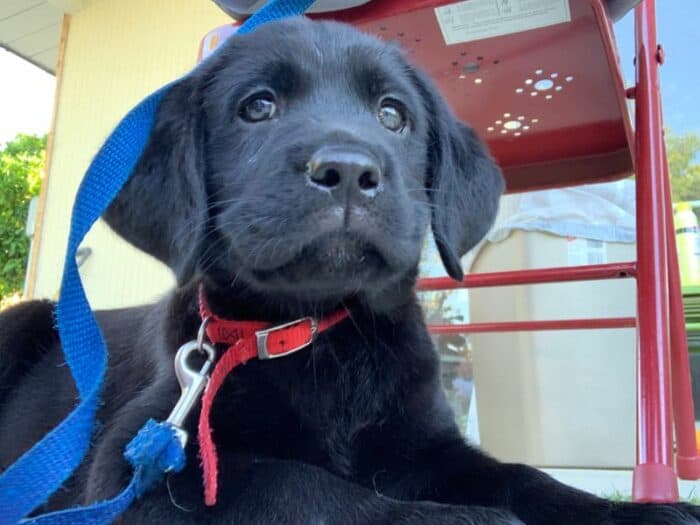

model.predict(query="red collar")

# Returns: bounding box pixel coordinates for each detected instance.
[196,287,349,506]
[198,288,349,360]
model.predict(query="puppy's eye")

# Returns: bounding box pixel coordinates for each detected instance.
[377,100,407,133]
[240,93,277,122]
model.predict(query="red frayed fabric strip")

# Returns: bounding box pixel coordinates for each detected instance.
[197,339,257,506]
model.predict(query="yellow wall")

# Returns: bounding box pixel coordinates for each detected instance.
[30,0,230,308]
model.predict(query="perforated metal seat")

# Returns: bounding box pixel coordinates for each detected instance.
[315,0,635,192]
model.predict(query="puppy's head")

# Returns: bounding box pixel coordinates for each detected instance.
[104,18,503,304]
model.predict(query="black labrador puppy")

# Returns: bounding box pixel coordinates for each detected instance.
[1,18,698,524]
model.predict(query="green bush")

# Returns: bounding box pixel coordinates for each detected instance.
[667,131,700,204]
[0,133,46,301]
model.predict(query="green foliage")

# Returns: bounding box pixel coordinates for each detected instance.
[0,134,46,300]
[667,131,700,203]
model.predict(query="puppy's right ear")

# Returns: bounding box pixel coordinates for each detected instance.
[103,75,207,283]
[409,69,505,281]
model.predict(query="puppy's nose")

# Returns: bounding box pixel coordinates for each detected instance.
[307,147,382,198]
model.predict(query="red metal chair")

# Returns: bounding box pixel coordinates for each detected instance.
[207,0,698,503]
[313,0,699,503]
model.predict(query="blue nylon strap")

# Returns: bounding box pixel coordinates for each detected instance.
[20,478,139,525]
[235,0,315,32]
[0,1,313,523]
[0,87,168,525]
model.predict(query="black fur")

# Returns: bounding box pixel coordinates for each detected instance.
[1,18,698,524]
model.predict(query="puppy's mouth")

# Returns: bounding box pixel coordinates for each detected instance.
[249,232,390,293]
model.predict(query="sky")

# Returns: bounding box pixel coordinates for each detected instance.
[613,0,700,137]
[0,48,55,146]
[0,2,698,147]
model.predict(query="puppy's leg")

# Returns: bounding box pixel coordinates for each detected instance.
[402,439,700,525]
[122,456,523,524]
[0,300,57,403]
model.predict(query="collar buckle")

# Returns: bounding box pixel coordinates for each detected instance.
[255,317,318,360]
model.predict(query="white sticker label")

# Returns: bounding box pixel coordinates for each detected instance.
[434,0,571,45]
[567,238,607,266]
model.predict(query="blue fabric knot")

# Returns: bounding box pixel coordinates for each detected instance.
[124,419,186,497]
[16,421,185,525]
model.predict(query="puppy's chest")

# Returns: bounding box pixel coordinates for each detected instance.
[211,342,402,474]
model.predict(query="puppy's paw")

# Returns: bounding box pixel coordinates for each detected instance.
[608,502,700,524]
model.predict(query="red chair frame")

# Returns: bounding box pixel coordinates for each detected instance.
[413,0,699,502]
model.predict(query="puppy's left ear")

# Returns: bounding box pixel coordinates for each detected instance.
[103,74,207,283]
[412,70,505,281]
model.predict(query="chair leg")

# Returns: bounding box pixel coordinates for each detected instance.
[663,142,700,480]
[631,0,678,502]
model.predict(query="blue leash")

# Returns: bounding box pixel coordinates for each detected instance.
[0,2,313,524]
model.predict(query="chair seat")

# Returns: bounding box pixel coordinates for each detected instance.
[316,0,635,193]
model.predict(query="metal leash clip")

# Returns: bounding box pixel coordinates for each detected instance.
[166,318,216,449]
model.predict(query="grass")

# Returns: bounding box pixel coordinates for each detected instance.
[603,489,700,504]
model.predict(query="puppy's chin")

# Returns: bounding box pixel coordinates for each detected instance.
[242,232,404,299]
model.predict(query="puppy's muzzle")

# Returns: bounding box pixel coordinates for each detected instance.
[307,146,383,200]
